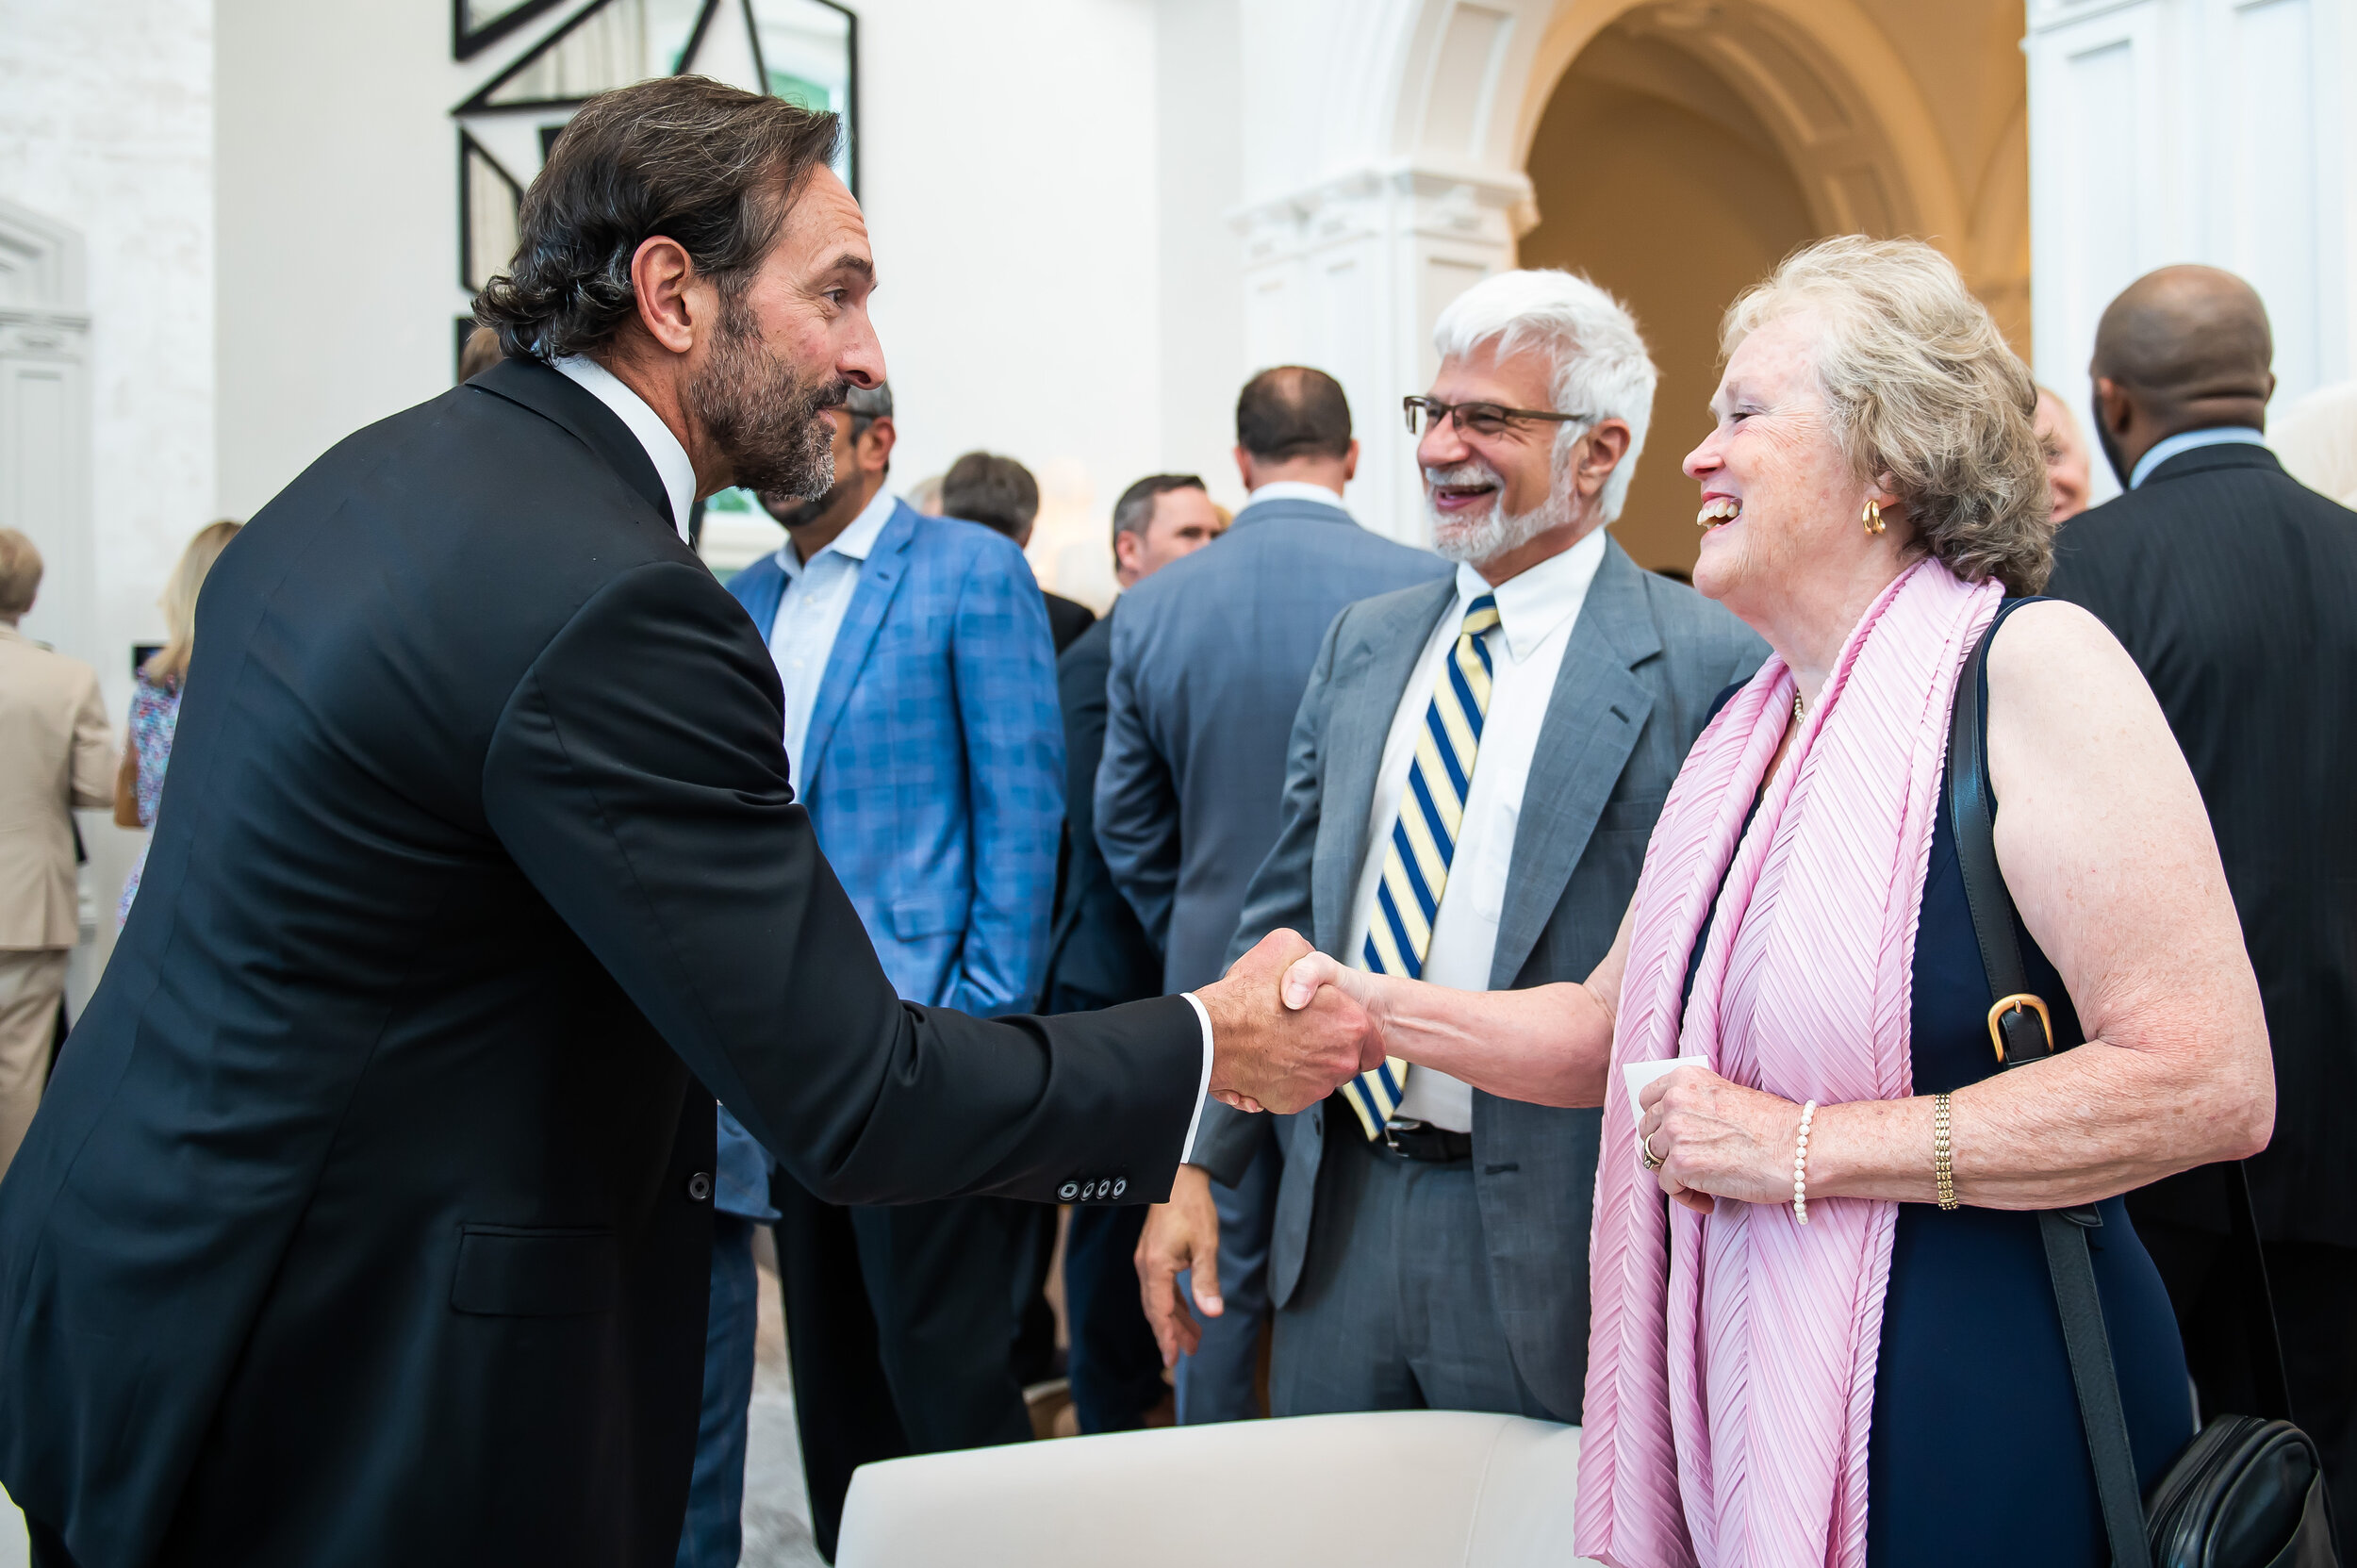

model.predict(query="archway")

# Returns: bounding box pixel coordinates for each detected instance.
[1519,17,1820,573]
[1229,0,2023,547]
[1511,0,2011,574]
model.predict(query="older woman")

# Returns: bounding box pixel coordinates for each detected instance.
[1273,237,2271,1567]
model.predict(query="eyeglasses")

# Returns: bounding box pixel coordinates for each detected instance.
[1404,396,1592,438]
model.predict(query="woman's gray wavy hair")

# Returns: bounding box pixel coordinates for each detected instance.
[1722,236,2052,593]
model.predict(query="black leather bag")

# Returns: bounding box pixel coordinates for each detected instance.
[1947,602,2340,1568]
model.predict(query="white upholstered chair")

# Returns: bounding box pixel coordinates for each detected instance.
[835,1409,1600,1568]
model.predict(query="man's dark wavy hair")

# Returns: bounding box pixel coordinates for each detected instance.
[473,76,842,363]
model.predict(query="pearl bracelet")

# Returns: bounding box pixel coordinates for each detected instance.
[1792,1099,1817,1226]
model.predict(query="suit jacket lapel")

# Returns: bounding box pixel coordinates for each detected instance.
[1312,578,1459,955]
[1490,539,1659,987]
[470,358,676,531]
[799,501,917,795]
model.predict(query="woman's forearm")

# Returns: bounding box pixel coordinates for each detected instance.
[1805,1035,2271,1209]
[1365,977,1614,1108]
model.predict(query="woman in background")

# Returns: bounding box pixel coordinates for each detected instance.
[115,520,240,926]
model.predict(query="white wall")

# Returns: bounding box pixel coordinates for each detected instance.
[0,0,215,1000]
[847,0,1182,610]
[2027,0,2355,502]
[216,0,486,516]
[212,0,1246,614]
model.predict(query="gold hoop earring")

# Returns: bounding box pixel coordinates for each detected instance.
[1863,498,1886,536]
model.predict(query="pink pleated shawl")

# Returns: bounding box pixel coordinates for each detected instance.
[1574,560,2003,1568]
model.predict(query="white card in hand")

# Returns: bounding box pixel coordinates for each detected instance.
[1623,1057,1691,1120]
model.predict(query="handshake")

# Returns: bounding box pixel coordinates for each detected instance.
[1195,930,1386,1115]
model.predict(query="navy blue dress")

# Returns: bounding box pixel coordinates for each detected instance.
[1683,718,2193,1564]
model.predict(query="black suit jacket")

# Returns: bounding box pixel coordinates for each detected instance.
[2047,443,2357,1246]
[1040,611,1163,1012]
[1044,589,1096,656]
[0,359,1200,1568]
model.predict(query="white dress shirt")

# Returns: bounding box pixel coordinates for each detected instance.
[1244,479,1353,516]
[551,355,697,540]
[764,485,897,767]
[1342,527,1608,1131]
[548,365,1216,1161]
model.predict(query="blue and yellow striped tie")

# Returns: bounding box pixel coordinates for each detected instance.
[1342,593,1502,1139]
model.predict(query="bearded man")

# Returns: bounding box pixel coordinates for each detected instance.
[1135,270,1763,1427]
[0,79,1376,1568]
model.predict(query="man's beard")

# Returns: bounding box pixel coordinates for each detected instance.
[764,479,852,530]
[1425,456,1576,565]
[687,288,847,500]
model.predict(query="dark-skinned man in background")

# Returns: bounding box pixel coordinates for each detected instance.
[2048,263,2357,1546]
[0,77,1376,1568]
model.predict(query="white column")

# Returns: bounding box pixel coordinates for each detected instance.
[0,201,106,999]
[0,202,94,668]
[1227,0,1558,546]
[1233,165,1529,545]
[2027,0,2354,503]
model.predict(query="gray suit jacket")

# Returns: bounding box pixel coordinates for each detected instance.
[1095,496,1451,993]
[1190,537,1765,1421]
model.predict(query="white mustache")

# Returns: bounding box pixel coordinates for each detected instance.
[1424,460,1505,492]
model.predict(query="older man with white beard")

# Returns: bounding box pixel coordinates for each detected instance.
[1136,270,1764,1423]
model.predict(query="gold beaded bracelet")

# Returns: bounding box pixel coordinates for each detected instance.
[1932,1092,1957,1211]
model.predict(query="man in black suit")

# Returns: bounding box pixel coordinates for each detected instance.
[2048,263,2357,1538]
[1040,473,1226,1433]
[941,449,1097,653]
[0,78,1372,1568]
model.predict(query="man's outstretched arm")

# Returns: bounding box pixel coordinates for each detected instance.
[483,562,1374,1204]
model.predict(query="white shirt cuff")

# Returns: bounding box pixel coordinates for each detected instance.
[1177,991,1215,1166]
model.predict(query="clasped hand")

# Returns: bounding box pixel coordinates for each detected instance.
[1196,930,1386,1116]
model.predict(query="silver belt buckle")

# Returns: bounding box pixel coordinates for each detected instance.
[1381,1119,1415,1154]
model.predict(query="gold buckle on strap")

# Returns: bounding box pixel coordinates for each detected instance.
[1986,993,2053,1064]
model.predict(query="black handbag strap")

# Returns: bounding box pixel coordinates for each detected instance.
[1948,599,2154,1568]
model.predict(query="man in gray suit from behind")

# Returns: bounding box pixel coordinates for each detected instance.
[1137,272,1764,1422]
[1097,367,1449,1420]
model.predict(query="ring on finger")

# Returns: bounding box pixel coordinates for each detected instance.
[1640,1131,1664,1171]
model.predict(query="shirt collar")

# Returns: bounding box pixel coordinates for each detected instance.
[775,485,898,578]
[1456,525,1608,663]
[1244,480,1353,517]
[550,355,698,540]
[2130,426,2268,489]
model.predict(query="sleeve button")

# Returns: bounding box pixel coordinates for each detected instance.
[1058,1181,1080,1201]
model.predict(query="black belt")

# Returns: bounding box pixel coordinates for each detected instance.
[1376,1119,1473,1164]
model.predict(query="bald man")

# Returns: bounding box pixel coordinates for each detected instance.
[2048,264,2357,1543]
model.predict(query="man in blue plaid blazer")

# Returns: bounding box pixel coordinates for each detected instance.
[685,383,1065,1564]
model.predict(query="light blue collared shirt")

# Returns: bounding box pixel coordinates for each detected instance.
[766,485,898,767]
[2130,425,2268,489]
